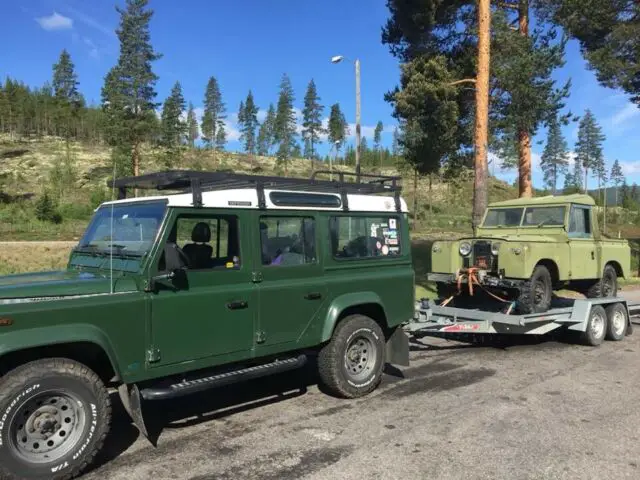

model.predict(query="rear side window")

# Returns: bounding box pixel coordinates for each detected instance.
[569,205,592,237]
[259,216,316,266]
[330,215,401,259]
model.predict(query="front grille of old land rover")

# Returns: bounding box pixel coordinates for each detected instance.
[472,241,498,271]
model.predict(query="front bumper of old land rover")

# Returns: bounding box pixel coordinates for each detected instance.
[429,239,526,289]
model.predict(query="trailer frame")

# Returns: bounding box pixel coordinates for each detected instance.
[408,297,640,344]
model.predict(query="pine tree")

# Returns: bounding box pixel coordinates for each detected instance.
[160,81,186,166]
[215,121,226,152]
[374,121,384,166]
[201,76,225,148]
[301,79,324,162]
[52,49,81,150]
[572,156,583,191]
[575,110,606,193]
[257,103,276,156]
[186,102,198,147]
[328,103,348,155]
[610,160,624,206]
[391,126,400,157]
[273,74,297,174]
[239,91,259,161]
[540,116,569,193]
[621,180,631,208]
[101,0,160,177]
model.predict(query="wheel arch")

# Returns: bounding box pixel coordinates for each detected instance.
[605,260,624,279]
[0,325,121,384]
[321,292,388,342]
[536,258,560,285]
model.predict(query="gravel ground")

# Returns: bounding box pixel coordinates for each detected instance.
[79,293,640,480]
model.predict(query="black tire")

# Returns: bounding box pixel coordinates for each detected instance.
[516,265,552,314]
[0,358,111,480]
[586,264,618,298]
[605,302,628,341]
[436,282,457,301]
[580,305,607,346]
[317,315,385,399]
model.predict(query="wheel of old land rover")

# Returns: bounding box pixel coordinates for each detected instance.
[0,358,111,480]
[516,265,552,314]
[318,314,385,398]
[586,264,618,299]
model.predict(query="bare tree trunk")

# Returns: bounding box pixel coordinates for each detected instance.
[413,168,419,229]
[517,0,533,198]
[133,141,140,197]
[428,174,433,213]
[472,0,491,231]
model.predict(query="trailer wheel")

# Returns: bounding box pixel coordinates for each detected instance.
[318,315,385,399]
[605,302,627,341]
[581,305,607,346]
[516,265,552,314]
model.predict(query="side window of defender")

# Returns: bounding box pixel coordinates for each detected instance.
[160,214,241,271]
[568,206,592,238]
[259,216,316,266]
[330,215,402,259]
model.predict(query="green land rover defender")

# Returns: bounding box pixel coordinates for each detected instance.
[0,170,413,480]
[428,194,630,314]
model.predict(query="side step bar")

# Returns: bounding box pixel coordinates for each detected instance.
[140,354,307,401]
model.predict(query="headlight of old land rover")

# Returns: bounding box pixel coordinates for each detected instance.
[491,242,501,255]
[459,241,472,256]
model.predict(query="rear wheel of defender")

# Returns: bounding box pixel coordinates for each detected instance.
[318,314,385,399]
[0,358,111,480]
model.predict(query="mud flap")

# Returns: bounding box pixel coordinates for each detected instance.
[385,326,410,366]
[118,383,149,439]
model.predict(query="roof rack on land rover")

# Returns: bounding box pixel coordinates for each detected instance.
[107,169,403,212]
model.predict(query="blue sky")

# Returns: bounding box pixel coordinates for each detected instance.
[1,0,639,188]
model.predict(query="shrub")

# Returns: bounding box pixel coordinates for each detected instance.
[35,192,62,224]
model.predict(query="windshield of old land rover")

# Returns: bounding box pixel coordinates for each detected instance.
[75,201,167,256]
[483,208,523,227]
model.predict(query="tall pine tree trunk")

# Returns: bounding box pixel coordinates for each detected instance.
[584,165,588,193]
[517,0,533,198]
[472,0,491,231]
[413,168,419,229]
[133,141,140,197]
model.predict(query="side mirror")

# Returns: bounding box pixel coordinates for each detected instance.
[149,268,187,291]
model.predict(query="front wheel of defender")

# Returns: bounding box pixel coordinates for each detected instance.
[0,358,111,480]
[317,314,386,399]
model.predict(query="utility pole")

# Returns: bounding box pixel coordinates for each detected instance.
[355,59,361,182]
[472,0,491,231]
[517,0,533,198]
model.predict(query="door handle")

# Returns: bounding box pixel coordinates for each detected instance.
[226,301,248,310]
[304,292,322,300]
[591,251,595,260]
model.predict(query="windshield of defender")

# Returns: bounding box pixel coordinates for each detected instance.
[482,208,523,227]
[75,201,167,256]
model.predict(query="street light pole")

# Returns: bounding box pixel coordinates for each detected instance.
[331,55,361,182]
[354,58,361,182]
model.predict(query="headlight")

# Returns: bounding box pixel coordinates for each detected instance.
[459,242,472,256]
[491,242,501,255]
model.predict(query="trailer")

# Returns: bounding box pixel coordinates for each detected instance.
[407,297,640,346]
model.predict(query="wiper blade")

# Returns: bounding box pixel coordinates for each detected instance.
[72,247,144,258]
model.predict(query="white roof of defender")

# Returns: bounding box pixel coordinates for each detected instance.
[101,188,409,213]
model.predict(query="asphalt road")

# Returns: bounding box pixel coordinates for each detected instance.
[82,295,640,480]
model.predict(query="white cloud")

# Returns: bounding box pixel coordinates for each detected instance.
[610,102,640,128]
[83,37,99,59]
[65,6,115,37]
[621,161,640,175]
[35,12,73,31]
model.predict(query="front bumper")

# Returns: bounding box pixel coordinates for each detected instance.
[428,272,524,289]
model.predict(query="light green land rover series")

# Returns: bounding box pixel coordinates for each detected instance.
[428,194,630,314]
[0,170,413,480]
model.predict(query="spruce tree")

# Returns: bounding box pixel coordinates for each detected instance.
[575,110,606,192]
[257,103,276,156]
[610,159,624,206]
[101,0,160,177]
[571,155,583,192]
[374,121,384,166]
[540,116,569,193]
[160,81,186,166]
[215,121,226,152]
[201,76,225,147]
[239,91,259,161]
[328,103,348,155]
[52,49,81,150]
[186,102,198,147]
[301,79,324,162]
[273,74,297,174]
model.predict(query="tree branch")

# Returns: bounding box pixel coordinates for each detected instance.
[448,79,477,86]
[497,1,519,10]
